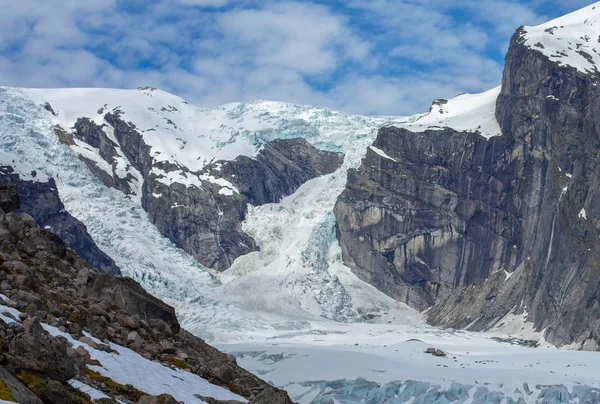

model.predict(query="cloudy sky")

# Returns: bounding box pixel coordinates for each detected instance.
[0,0,592,115]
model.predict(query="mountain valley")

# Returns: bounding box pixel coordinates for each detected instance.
[1,2,600,403]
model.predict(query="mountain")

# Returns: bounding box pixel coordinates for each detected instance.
[2,2,600,403]
[0,85,419,338]
[335,1,600,349]
[32,88,344,271]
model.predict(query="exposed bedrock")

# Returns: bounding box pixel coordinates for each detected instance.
[335,27,600,348]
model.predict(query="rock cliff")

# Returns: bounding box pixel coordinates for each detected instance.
[335,17,600,348]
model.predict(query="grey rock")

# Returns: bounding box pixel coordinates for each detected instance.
[334,25,600,348]
[138,394,182,404]
[38,378,79,404]
[127,331,144,344]
[78,336,99,349]
[0,365,43,404]
[0,183,20,213]
[8,318,76,382]
[88,274,179,333]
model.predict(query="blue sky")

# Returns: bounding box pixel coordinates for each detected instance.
[0,0,593,115]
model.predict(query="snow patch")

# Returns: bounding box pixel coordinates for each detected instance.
[200,173,239,194]
[150,166,203,188]
[68,380,111,401]
[43,325,247,403]
[579,208,587,220]
[369,145,396,162]
[70,139,114,177]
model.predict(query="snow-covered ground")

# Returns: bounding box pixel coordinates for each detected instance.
[2,83,600,403]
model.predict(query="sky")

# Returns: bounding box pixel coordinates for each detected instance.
[0,0,594,115]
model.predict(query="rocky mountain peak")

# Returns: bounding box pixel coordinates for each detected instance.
[335,4,600,349]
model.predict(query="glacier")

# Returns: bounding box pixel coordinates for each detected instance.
[2,85,600,403]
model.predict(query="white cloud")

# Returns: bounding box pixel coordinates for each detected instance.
[0,0,591,115]
[177,0,234,6]
[214,2,371,75]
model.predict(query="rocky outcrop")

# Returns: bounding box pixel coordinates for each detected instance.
[216,138,344,206]
[0,167,121,275]
[0,183,294,403]
[335,26,600,348]
[61,112,343,270]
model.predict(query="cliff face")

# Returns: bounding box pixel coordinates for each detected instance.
[334,127,518,310]
[63,113,343,271]
[335,26,600,347]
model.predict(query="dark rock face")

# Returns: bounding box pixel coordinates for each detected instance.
[0,171,121,275]
[335,27,600,348]
[0,183,20,212]
[62,112,343,270]
[335,128,519,309]
[0,186,294,403]
[0,365,44,404]
[219,138,344,206]
[73,117,136,195]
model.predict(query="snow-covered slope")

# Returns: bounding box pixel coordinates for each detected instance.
[394,86,502,138]
[522,1,600,74]
[0,86,423,340]
[24,87,259,173]
[0,82,510,333]
[14,85,505,326]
